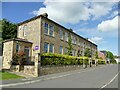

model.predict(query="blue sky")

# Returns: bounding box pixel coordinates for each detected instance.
[2,1,119,55]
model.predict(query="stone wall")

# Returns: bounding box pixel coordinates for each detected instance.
[40,17,97,57]
[24,65,35,76]
[40,65,83,76]
[11,65,36,76]
[10,65,20,72]
[2,41,14,69]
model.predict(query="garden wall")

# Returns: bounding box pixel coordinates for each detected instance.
[24,65,35,76]
[40,65,84,76]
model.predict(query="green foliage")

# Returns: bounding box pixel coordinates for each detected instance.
[95,51,98,59]
[0,71,24,80]
[106,51,114,59]
[84,48,91,57]
[67,35,73,56]
[12,50,26,65]
[1,19,17,40]
[41,53,89,66]
[98,59,106,64]
[110,60,117,64]
[106,51,115,63]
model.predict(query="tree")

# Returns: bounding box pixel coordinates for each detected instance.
[0,19,17,55]
[95,51,98,59]
[67,35,73,56]
[106,51,114,59]
[1,19,17,40]
[106,51,116,63]
[84,48,91,57]
[12,50,26,71]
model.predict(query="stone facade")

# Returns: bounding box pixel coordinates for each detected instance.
[2,13,98,77]
[17,14,97,58]
[2,38,32,69]
[2,41,14,69]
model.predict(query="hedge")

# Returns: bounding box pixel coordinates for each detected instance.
[41,53,89,66]
[98,59,106,64]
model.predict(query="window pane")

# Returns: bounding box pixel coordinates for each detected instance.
[49,44,54,53]
[59,30,63,40]
[65,47,68,54]
[59,46,63,54]
[16,44,19,53]
[44,23,48,34]
[65,32,68,41]
[72,49,76,56]
[49,25,54,36]
[44,42,48,53]
[23,25,27,36]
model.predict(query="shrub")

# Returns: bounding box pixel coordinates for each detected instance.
[12,50,26,65]
[41,53,88,66]
[98,59,106,64]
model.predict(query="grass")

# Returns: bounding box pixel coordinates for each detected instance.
[0,71,24,80]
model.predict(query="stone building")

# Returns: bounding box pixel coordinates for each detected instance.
[98,51,106,61]
[2,13,97,69]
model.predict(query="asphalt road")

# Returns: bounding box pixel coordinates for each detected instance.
[3,64,119,89]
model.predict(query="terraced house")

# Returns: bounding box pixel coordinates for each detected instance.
[2,13,97,69]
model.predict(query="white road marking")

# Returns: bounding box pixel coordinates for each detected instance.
[99,71,119,90]
[0,65,108,88]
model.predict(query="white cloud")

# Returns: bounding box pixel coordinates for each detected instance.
[98,16,118,32]
[90,2,116,20]
[89,36,103,44]
[108,10,118,19]
[31,1,116,24]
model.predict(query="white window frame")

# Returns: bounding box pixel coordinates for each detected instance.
[65,32,68,42]
[24,46,30,57]
[59,30,63,40]
[49,25,54,36]
[44,42,49,53]
[49,43,54,53]
[16,44,20,53]
[44,23,49,35]
[59,45,63,54]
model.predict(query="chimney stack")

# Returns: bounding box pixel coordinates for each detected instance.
[69,28,73,32]
[41,13,48,18]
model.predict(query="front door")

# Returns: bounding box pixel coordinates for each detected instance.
[24,47,30,64]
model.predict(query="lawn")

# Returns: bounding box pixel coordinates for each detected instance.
[0,71,24,80]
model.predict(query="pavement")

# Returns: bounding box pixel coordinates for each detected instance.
[1,64,119,89]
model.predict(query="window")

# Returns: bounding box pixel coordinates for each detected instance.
[49,44,54,53]
[23,25,27,36]
[44,42,49,53]
[65,47,68,54]
[59,46,63,54]
[73,37,76,44]
[71,35,76,44]
[49,25,54,36]
[59,30,63,40]
[72,49,76,56]
[24,46,30,57]
[24,47,30,62]
[16,44,20,53]
[19,26,22,30]
[44,23,49,34]
[65,32,68,42]
[78,39,80,46]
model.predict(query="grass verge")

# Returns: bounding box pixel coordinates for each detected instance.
[0,71,24,80]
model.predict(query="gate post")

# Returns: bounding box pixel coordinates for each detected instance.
[34,53,40,77]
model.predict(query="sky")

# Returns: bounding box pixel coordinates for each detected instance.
[2,1,119,55]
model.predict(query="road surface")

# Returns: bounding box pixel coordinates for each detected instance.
[2,64,119,89]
